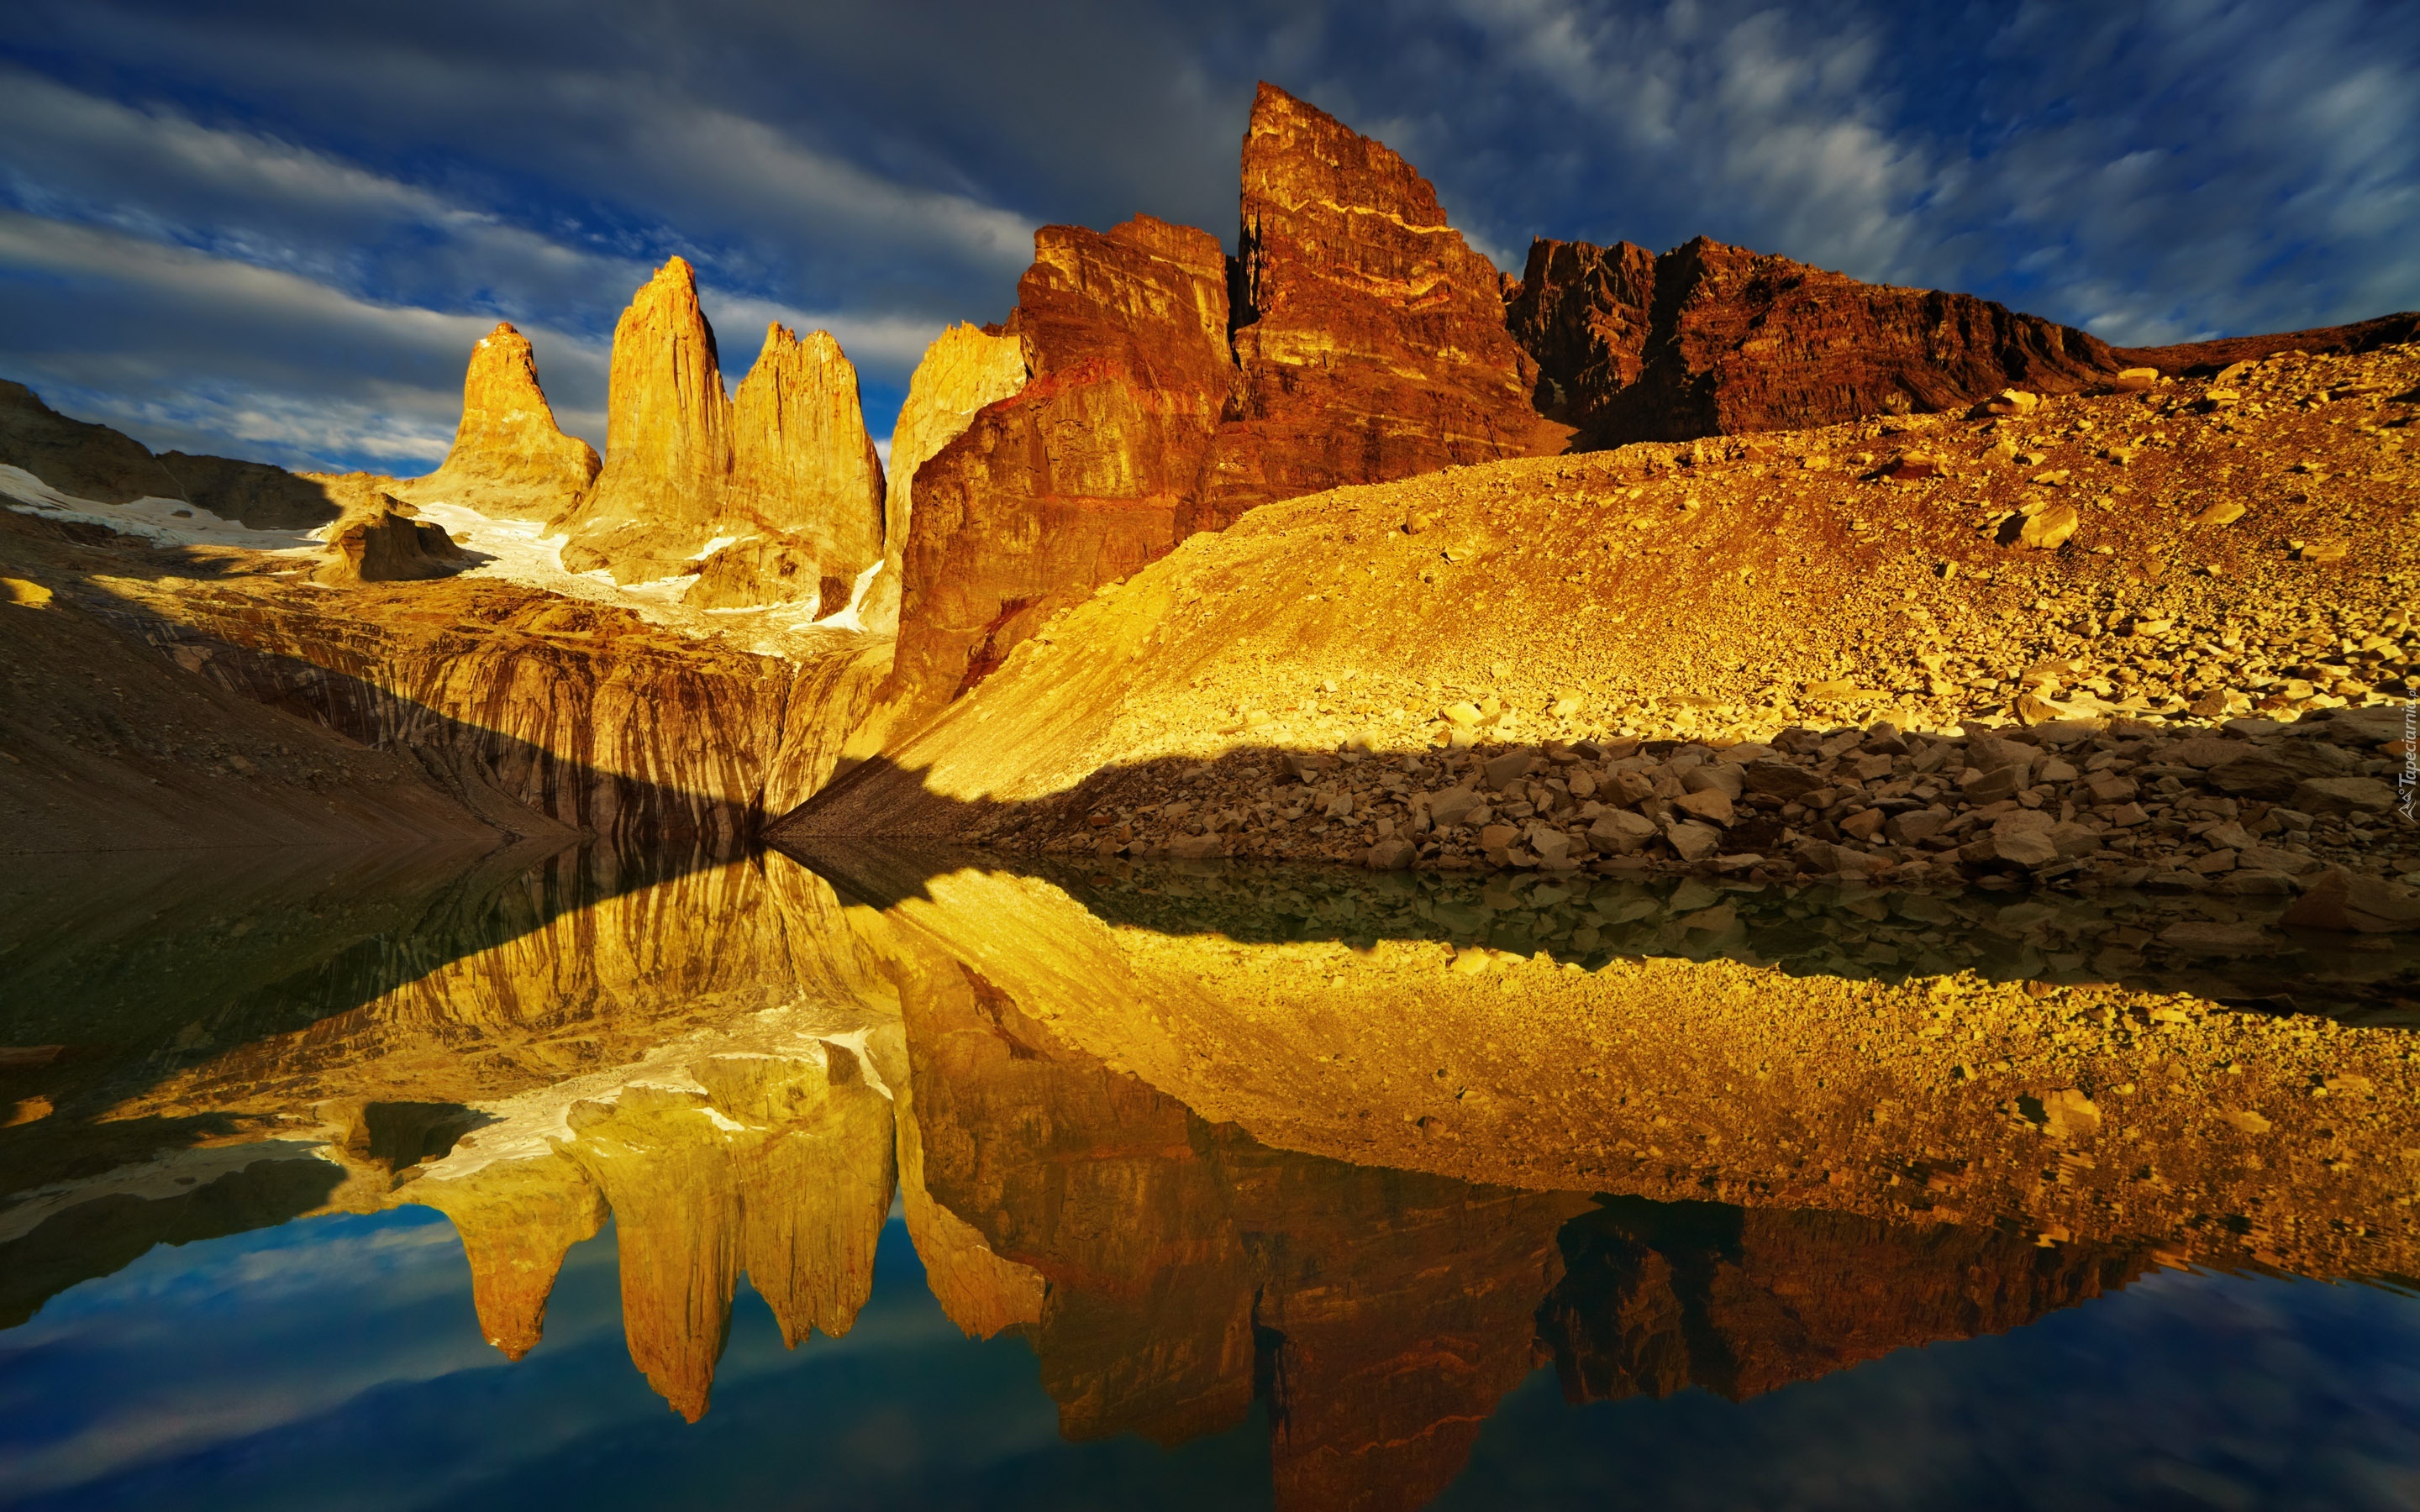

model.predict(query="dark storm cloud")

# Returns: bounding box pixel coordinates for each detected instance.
[1,0,2414,473]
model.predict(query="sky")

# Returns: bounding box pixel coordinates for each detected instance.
[2,0,2415,475]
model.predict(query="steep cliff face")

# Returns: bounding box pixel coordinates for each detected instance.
[394,322,599,522]
[725,323,885,593]
[877,85,1558,733]
[1507,234,2122,447]
[554,262,886,614]
[558,257,734,584]
[108,571,885,847]
[1206,82,1553,527]
[861,323,1028,637]
[881,216,1234,721]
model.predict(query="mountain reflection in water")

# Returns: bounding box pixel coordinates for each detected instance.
[2,843,2415,1510]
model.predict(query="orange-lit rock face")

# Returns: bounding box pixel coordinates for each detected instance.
[1507,234,2122,447]
[879,87,1559,727]
[883,216,1234,716]
[1207,82,1551,528]
[861,323,1028,637]
[554,1047,896,1420]
[397,322,599,522]
[555,260,884,612]
[724,324,886,594]
[561,257,733,582]
[406,1152,605,1361]
[897,949,1582,1512]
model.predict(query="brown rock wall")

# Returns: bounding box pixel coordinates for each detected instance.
[1508,234,2123,447]
[879,85,1556,732]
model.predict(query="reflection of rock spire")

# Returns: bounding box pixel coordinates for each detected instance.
[407,1151,604,1361]
[555,1047,897,1420]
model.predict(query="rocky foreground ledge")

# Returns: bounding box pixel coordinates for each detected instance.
[997,705,2417,917]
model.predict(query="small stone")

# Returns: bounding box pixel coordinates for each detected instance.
[1886,809,1949,845]
[2112,367,2160,391]
[1484,751,1538,788]
[1525,823,1575,864]
[1665,820,1723,862]
[2288,775,2394,816]
[2193,500,2245,526]
[1478,822,1521,853]
[1366,837,1417,870]
[1839,808,1886,840]
[1428,787,1483,827]
[1586,810,1660,854]
[1674,788,1736,826]
[2018,502,2080,549]
[1993,829,2060,867]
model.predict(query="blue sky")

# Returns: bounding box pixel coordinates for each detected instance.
[2,0,2415,475]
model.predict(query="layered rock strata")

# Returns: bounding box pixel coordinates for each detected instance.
[1205,82,1554,524]
[103,567,886,846]
[1507,234,2123,447]
[555,259,885,612]
[394,322,599,521]
[877,84,1555,732]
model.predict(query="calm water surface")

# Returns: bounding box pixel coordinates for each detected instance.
[1,843,2414,1511]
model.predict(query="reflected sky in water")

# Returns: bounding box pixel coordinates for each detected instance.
[5,1208,2417,1510]
[3,842,2416,1509]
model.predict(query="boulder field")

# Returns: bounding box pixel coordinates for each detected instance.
[787,343,2419,902]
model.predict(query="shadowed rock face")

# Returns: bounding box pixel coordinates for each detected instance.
[1507,234,2123,448]
[879,84,1557,731]
[0,379,185,505]
[0,379,339,528]
[555,260,884,610]
[1537,1197,2147,1406]
[395,322,599,522]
